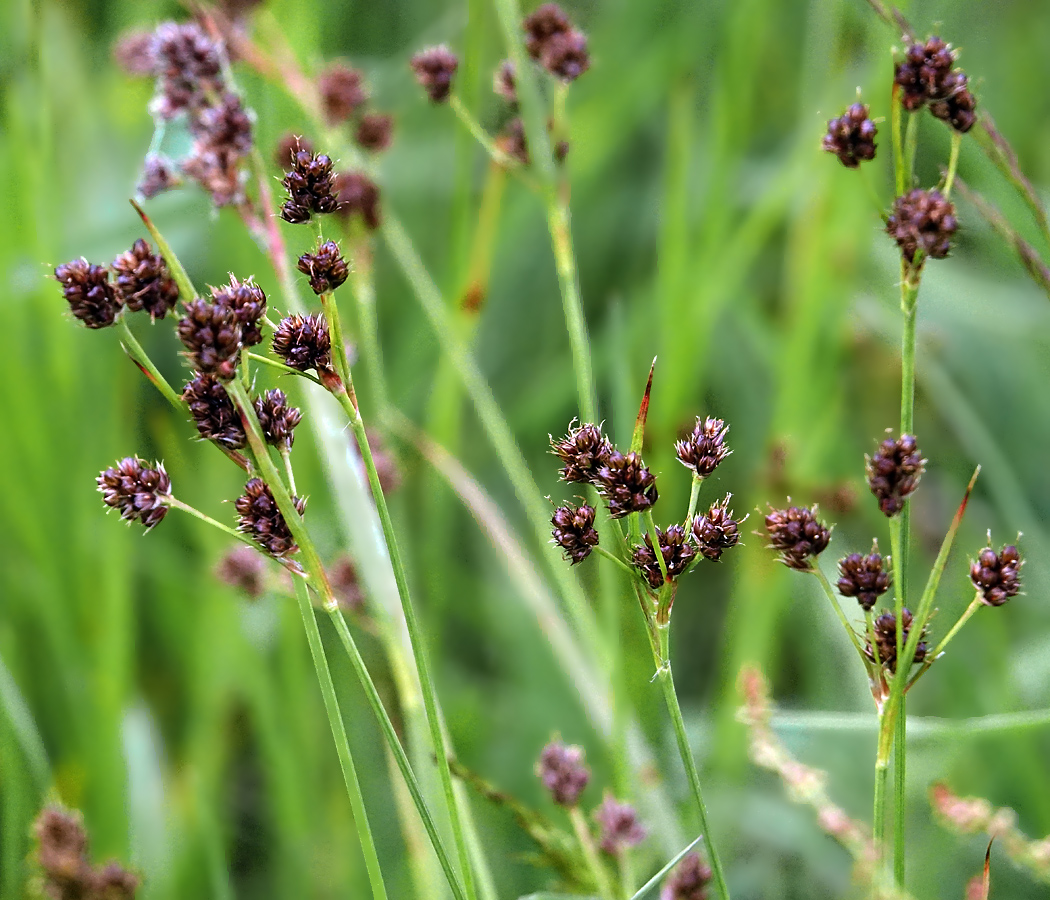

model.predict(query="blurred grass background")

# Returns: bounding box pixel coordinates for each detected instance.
[2,0,1050,897]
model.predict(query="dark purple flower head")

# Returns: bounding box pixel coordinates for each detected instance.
[137,153,181,199]
[177,299,243,379]
[280,145,339,223]
[33,806,92,895]
[216,545,267,598]
[632,524,695,589]
[319,63,368,125]
[691,494,742,561]
[537,739,590,806]
[210,275,266,346]
[822,103,877,168]
[836,549,891,611]
[764,504,831,570]
[595,450,658,519]
[55,258,122,329]
[253,388,302,451]
[334,171,382,230]
[183,372,246,449]
[356,113,394,153]
[550,421,612,484]
[524,4,572,59]
[540,28,590,81]
[866,608,927,673]
[493,59,517,103]
[298,240,349,295]
[866,433,925,516]
[235,477,306,558]
[151,21,224,119]
[111,238,180,320]
[970,543,1023,607]
[272,313,333,375]
[594,796,646,855]
[676,416,731,478]
[551,502,599,564]
[661,852,713,900]
[410,45,459,103]
[886,189,957,264]
[97,458,171,530]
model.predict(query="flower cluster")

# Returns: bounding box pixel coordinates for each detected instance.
[523,3,590,81]
[33,806,139,900]
[410,45,459,103]
[97,458,171,530]
[865,608,927,673]
[970,543,1023,607]
[676,416,732,478]
[763,504,831,570]
[836,549,891,611]
[661,852,713,900]
[279,144,340,224]
[632,524,696,589]
[886,189,957,264]
[550,502,599,564]
[235,478,306,558]
[822,103,877,168]
[537,739,590,806]
[894,35,977,133]
[298,241,349,295]
[866,433,925,516]
[317,62,395,153]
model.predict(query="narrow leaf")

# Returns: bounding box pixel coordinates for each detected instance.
[630,358,656,454]
[628,833,705,900]
[130,198,198,302]
[965,840,993,900]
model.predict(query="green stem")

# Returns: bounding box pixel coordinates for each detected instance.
[685,474,703,525]
[943,131,963,198]
[873,732,890,888]
[904,112,919,185]
[570,805,616,900]
[617,853,633,900]
[247,351,324,386]
[644,509,671,585]
[593,545,638,579]
[891,86,905,197]
[449,95,515,169]
[291,577,388,900]
[810,566,870,667]
[907,594,983,690]
[116,317,182,409]
[347,238,389,415]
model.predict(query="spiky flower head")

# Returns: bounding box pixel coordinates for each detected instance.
[279,145,339,223]
[551,502,599,564]
[866,608,927,673]
[537,739,590,807]
[334,171,382,230]
[111,238,180,320]
[676,416,731,478]
[893,36,977,132]
[410,45,459,103]
[550,421,612,484]
[318,63,368,125]
[97,457,171,529]
[297,241,349,295]
[691,494,742,561]
[137,153,180,198]
[661,852,713,900]
[523,4,572,59]
[33,806,92,896]
[886,189,957,264]
[356,113,394,153]
[836,548,891,611]
[183,91,254,207]
[539,28,590,81]
[970,543,1022,607]
[215,545,267,598]
[596,450,659,519]
[210,275,266,346]
[152,21,224,119]
[764,504,831,570]
[928,69,977,133]
[54,259,122,329]
[822,103,877,168]
[235,478,306,558]
[183,373,246,449]
[866,433,925,517]
[272,313,333,375]
[253,389,302,451]
[594,796,646,856]
[177,299,242,380]
[632,524,696,589]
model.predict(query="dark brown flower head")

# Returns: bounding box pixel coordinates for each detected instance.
[836,549,891,611]
[333,171,382,231]
[113,29,157,76]
[274,133,313,168]
[319,63,368,125]
[551,502,599,564]
[97,457,171,530]
[210,275,266,346]
[33,806,91,891]
[152,21,224,119]
[550,421,612,484]
[822,103,877,168]
[253,389,302,450]
[691,494,742,561]
[54,258,122,329]
[410,45,459,103]
[928,68,977,133]
[537,739,590,806]
[280,146,339,223]
[298,240,349,295]
[676,416,732,478]
[493,59,517,103]
[596,450,659,519]
[183,372,246,449]
[540,28,590,81]
[661,852,713,900]
[235,477,306,557]
[970,543,1023,607]
[137,153,180,198]
[894,36,955,112]
[524,3,572,59]
[886,189,957,264]
[866,608,926,673]
[91,861,140,899]
[764,504,831,570]
[330,556,366,613]
[594,796,646,856]
[111,238,180,320]
[632,524,695,589]
[355,113,394,152]
[177,299,243,379]
[865,433,925,516]
[272,313,333,375]
[181,92,253,206]
[216,545,267,598]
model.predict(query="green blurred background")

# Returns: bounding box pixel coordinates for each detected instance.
[2,0,1050,897]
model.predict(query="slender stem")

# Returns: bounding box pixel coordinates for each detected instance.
[685,474,703,525]
[811,567,870,666]
[449,95,516,169]
[873,735,889,889]
[655,643,731,900]
[247,351,324,386]
[279,445,297,495]
[291,577,388,900]
[891,86,905,197]
[643,509,671,585]
[617,853,633,900]
[943,131,963,198]
[908,594,983,689]
[570,805,616,900]
[904,112,919,185]
[347,238,389,414]
[593,545,637,579]
[116,317,182,409]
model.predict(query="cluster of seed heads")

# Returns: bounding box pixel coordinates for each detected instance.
[822,103,878,168]
[894,35,977,133]
[33,806,139,900]
[865,608,927,673]
[885,189,958,265]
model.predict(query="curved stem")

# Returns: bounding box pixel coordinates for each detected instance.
[570,805,616,900]
[247,351,324,386]
[593,545,637,579]
[810,567,870,668]
[116,317,182,409]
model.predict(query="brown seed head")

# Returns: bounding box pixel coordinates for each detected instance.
[91,861,140,899]
[177,298,243,379]
[334,171,382,231]
[111,238,180,320]
[691,494,742,561]
[550,421,612,484]
[894,36,955,111]
[210,275,266,346]
[272,313,333,374]
[152,21,224,119]
[594,796,646,856]
[764,504,831,570]
[540,28,590,81]
[866,608,926,672]
[33,806,93,894]
[137,153,180,198]
[523,4,572,59]
[886,189,957,264]
[97,457,171,530]
[551,502,599,564]
[183,372,246,449]
[866,433,925,516]
[280,146,339,223]
[215,545,267,598]
[537,739,590,806]
[298,240,349,295]
[355,113,394,152]
[318,63,368,125]
[183,92,253,207]
[928,68,977,133]
[253,389,302,451]
[675,416,731,477]
[970,543,1023,607]
[410,45,459,103]
[822,103,877,168]
[836,549,891,611]
[54,258,122,329]
[632,524,695,588]
[235,477,306,557]
[596,450,658,519]
[661,852,713,900]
